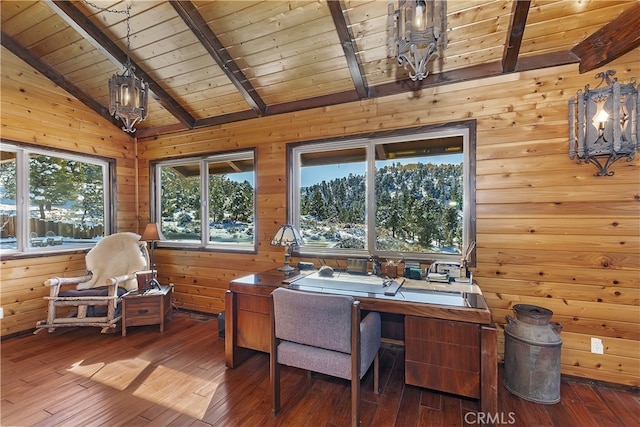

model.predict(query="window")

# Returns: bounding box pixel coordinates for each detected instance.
[153,150,256,251]
[290,122,476,263]
[0,142,113,254]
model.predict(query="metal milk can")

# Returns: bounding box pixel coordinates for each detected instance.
[504,304,563,404]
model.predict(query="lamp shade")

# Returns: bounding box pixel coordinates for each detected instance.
[270,224,303,247]
[141,222,160,241]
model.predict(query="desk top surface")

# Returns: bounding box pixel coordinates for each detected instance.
[231,269,492,325]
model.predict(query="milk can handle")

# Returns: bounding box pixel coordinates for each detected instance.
[506,315,516,324]
[551,322,563,334]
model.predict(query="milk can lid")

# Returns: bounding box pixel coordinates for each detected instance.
[513,304,553,325]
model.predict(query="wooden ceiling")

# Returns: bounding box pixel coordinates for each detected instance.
[2,1,639,139]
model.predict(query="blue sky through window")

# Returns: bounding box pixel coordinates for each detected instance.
[301,154,463,187]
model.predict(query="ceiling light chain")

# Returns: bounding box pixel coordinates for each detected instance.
[83,0,149,133]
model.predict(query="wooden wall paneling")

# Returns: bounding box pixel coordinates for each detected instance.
[1,47,137,336]
[2,31,638,389]
[134,50,639,388]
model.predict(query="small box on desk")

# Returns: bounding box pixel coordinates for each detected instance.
[382,262,398,278]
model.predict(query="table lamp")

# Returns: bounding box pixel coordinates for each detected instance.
[270,224,304,272]
[141,222,161,289]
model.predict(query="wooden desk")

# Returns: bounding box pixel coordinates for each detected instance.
[122,285,173,336]
[225,269,497,415]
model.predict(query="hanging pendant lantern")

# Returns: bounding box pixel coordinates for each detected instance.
[109,63,148,133]
[106,4,149,133]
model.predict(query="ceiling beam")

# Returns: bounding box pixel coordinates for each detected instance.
[327,0,369,98]
[138,51,580,140]
[502,0,531,73]
[46,0,195,130]
[171,1,267,116]
[1,31,121,130]
[571,2,640,74]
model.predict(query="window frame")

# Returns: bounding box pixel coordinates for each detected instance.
[150,149,257,253]
[0,140,115,256]
[288,121,476,265]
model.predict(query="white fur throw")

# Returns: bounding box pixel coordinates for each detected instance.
[77,232,148,292]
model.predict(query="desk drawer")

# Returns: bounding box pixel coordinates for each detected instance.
[124,297,161,326]
[237,293,271,314]
[405,316,480,398]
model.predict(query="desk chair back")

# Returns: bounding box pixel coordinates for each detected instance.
[270,287,381,426]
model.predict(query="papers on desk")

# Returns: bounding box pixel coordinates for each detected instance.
[289,271,405,296]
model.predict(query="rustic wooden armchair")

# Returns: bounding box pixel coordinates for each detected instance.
[35,232,150,334]
[270,287,381,427]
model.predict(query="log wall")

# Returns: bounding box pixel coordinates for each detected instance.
[1,44,638,387]
[0,47,138,335]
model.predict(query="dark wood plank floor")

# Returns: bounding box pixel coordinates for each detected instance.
[2,310,639,426]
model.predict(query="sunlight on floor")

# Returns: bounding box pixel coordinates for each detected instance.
[67,358,217,419]
[132,364,218,419]
[67,357,151,391]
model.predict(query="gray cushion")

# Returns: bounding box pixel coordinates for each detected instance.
[59,286,127,298]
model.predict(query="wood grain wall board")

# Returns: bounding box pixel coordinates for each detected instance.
[2,38,638,387]
[476,201,640,217]
[487,291,639,322]
[561,330,640,360]
[477,233,638,254]
[490,307,639,342]
[475,259,639,285]
[565,346,636,386]
[476,185,638,205]
[479,277,639,305]
[479,255,640,280]
[477,168,640,190]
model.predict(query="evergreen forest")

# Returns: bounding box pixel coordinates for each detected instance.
[300,162,463,253]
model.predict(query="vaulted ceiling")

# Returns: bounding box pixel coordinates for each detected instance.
[2,1,639,139]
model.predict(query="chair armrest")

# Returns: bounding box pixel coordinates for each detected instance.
[44,275,93,298]
[106,274,137,287]
[44,275,93,288]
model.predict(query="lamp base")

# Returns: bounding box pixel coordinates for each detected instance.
[146,277,161,290]
[277,264,295,272]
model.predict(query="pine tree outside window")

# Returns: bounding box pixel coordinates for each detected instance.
[289,122,476,263]
[152,150,256,252]
[1,142,112,254]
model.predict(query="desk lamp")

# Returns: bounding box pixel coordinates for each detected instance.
[141,222,161,289]
[270,224,304,272]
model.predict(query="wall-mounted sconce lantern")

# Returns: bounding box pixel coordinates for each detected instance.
[568,70,638,176]
[388,0,447,81]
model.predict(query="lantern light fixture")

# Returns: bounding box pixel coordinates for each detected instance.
[388,0,447,81]
[105,3,149,133]
[568,70,639,176]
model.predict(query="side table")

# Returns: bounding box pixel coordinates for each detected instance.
[122,285,173,336]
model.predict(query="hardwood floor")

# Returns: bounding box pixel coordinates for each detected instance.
[2,310,638,426]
